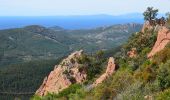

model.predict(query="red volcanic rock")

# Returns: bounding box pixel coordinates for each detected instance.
[92,57,116,87]
[35,50,87,96]
[148,26,170,58]
[106,57,116,75]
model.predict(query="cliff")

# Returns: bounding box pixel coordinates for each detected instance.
[141,20,170,58]
[148,26,170,58]
[35,50,87,96]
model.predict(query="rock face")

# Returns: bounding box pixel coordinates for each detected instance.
[148,26,170,58]
[35,50,87,96]
[92,57,116,87]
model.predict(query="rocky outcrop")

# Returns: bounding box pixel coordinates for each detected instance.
[92,57,116,87]
[142,21,154,33]
[35,50,87,96]
[148,26,170,58]
[127,48,137,58]
[144,95,153,100]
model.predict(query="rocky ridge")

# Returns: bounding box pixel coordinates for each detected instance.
[92,57,116,87]
[35,50,87,96]
[35,50,116,96]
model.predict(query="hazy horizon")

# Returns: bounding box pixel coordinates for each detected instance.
[0,0,169,16]
[0,13,143,17]
[0,13,144,30]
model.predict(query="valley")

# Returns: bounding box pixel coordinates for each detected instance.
[0,23,142,99]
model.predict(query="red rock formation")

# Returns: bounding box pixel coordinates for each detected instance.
[106,57,116,75]
[144,95,153,100]
[35,50,87,96]
[92,57,116,87]
[148,26,170,58]
[127,48,137,58]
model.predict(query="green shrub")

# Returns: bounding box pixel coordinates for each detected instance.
[38,84,82,99]
[157,60,170,90]
[153,48,170,64]
[123,31,156,54]
[70,58,75,64]
[156,88,170,100]
[95,50,104,59]
[76,54,90,64]
[68,76,76,84]
[135,66,156,83]
[166,12,170,27]
[115,81,144,100]
[92,68,134,99]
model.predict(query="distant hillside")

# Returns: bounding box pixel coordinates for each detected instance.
[68,23,142,52]
[0,24,142,67]
[0,27,69,67]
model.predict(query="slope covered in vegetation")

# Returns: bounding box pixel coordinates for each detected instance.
[0,24,141,68]
[0,59,62,100]
[32,9,170,100]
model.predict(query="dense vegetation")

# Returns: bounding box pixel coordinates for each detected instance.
[0,24,141,67]
[0,59,62,100]
[0,28,69,67]
[166,12,170,27]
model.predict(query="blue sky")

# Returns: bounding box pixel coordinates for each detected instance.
[0,0,170,16]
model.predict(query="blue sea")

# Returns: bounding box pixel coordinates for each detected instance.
[0,15,144,30]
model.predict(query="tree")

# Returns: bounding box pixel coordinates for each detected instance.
[166,12,170,26]
[96,50,104,59]
[143,7,158,21]
[166,12,170,19]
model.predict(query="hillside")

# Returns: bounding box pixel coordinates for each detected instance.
[0,27,69,67]
[68,23,142,52]
[32,16,170,99]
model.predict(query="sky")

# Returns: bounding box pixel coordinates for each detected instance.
[0,0,170,16]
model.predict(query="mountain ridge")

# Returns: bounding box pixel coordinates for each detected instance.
[0,23,142,67]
